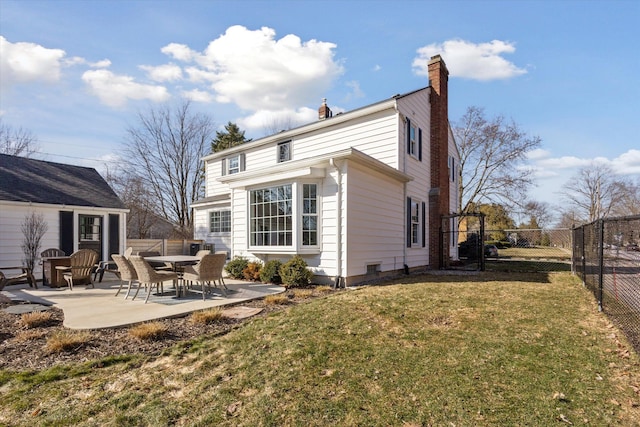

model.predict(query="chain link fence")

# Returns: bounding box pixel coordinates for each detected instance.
[448,216,572,272]
[573,215,640,352]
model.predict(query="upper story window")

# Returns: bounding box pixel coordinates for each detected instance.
[210,210,231,233]
[228,155,240,174]
[406,119,422,161]
[222,153,245,175]
[448,155,456,182]
[277,141,291,163]
[409,124,417,157]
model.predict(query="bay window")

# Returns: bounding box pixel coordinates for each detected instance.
[249,182,318,249]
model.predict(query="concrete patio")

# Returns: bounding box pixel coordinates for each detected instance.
[1,277,285,330]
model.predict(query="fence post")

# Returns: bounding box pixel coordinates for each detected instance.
[597,219,605,312]
[581,226,586,286]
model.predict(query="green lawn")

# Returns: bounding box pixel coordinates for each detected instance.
[2,272,639,426]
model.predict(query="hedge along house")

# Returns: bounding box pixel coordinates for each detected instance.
[192,55,460,286]
[0,154,128,280]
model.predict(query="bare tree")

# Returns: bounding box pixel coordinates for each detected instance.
[21,212,48,273]
[261,114,296,137]
[520,200,554,229]
[611,178,640,217]
[0,119,40,157]
[454,106,541,215]
[560,163,628,222]
[123,102,214,237]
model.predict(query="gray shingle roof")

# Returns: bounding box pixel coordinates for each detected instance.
[0,154,126,209]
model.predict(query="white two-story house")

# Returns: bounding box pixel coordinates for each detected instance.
[193,55,459,286]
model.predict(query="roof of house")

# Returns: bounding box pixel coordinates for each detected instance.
[0,154,126,209]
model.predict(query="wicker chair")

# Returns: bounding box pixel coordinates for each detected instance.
[58,249,99,290]
[111,254,139,299]
[194,249,211,259]
[182,253,227,300]
[128,255,179,303]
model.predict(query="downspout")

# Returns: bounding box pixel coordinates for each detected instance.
[329,158,343,288]
[401,112,408,274]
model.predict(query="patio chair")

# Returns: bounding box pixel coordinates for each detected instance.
[194,249,211,259]
[111,254,140,299]
[182,253,227,300]
[128,255,179,303]
[40,248,66,284]
[59,249,99,290]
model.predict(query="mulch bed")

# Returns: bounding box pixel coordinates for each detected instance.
[0,288,325,371]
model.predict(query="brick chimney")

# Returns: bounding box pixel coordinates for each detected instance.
[318,98,332,120]
[427,54,450,269]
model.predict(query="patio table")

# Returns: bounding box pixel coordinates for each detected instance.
[143,255,201,297]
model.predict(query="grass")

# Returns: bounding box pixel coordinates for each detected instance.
[128,321,168,341]
[1,271,639,426]
[44,330,91,353]
[190,308,227,324]
[19,310,53,329]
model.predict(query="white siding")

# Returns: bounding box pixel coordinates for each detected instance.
[0,202,126,278]
[343,161,406,278]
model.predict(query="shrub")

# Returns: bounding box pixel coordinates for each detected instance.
[243,261,263,281]
[279,255,313,288]
[128,321,168,341]
[225,256,249,279]
[190,308,226,325]
[260,259,283,284]
[20,310,53,329]
[45,330,91,353]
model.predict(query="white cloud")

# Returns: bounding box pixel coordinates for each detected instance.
[81,69,170,107]
[413,39,527,81]
[161,25,344,111]
[90,59,112,68]
[344,80,365,102]
[140,63,183,82]
[238,107,316,133]
[528,149,640,179]
[372,64,381,72]
[182,89,214,103]
[0,36,67,86]
[611,149,640,174]
[161,43,197,62]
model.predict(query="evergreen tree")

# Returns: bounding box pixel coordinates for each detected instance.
[211,122,252,153]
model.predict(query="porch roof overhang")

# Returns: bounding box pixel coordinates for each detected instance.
[217,147,413,190]
[190,193,231,209]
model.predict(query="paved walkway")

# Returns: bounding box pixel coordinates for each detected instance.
[1,278,285,330]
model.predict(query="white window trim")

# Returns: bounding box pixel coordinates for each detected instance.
[409,123,418,158]
[277,141,291,163]
[411,199,420,245]
[228,155,240,175]
[210,209,231,234]
[247,180,321,253]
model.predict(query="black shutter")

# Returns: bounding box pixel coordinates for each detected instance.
[406,197,412,248]
[422,201,426,247]
[418,128,423,161]
[108,214,119,260]
[406,119,411,154]
[59,211,74,256]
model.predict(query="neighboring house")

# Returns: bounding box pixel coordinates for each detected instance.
[193,55,460,286]
[0,154,128,279]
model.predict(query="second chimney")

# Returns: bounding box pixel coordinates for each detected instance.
[318,98,332,120]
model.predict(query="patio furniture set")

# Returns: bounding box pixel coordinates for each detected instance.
[37,247,228,304]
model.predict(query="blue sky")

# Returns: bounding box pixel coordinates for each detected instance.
[1,0,638,209]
